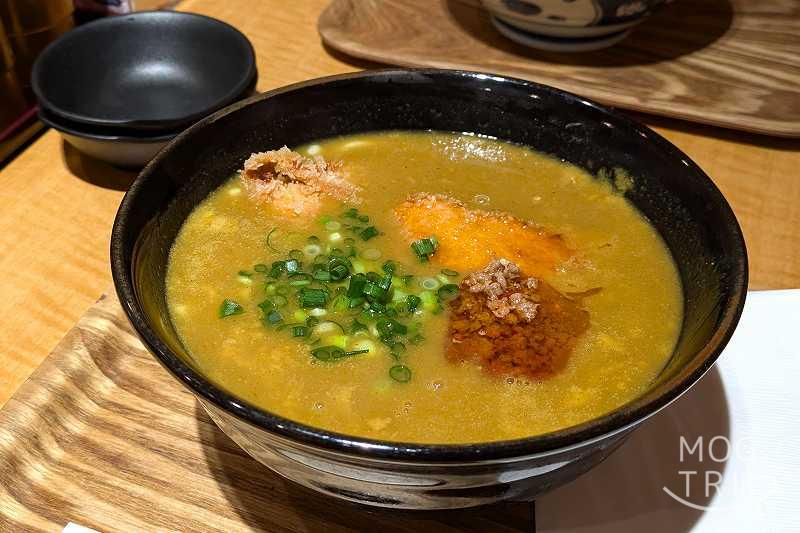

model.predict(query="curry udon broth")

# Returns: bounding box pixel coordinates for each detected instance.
[166,131,682,444]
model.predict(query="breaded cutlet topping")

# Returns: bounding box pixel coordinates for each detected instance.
[240,147,360,216]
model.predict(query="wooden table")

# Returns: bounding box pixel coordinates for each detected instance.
[0,0,798,412]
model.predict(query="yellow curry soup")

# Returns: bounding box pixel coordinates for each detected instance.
[166,131,682,444]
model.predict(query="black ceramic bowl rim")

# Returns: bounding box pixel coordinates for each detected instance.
[37,75,258,142]
[38,105,177,142]
[111,69,748,463]
[32,11,257,132]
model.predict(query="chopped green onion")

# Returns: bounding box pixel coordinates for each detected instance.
[313,322,338,335]
[331,293,350,312]
[271,294,288,307]
[411,236,437,261]
[303,243,322,258]
[392,288,408,303]
[358,214,369,223]
[378,273,393,291]
[329,232,342,242]
[311,345,366,362]
[289,279,311,287]
[441,268,459,277]
[389,365,412,383]
[351,259,366,274]
[360,226,379,241]
[348,296,366,309]
[292,325,308,337]
[268,260,284,278]
[343,208,359,219]
[438,284,459,301]
[309,307,328,317]
[306,316,320,327]
[436,274,451,285]
[382,260,396,274]
[363,281,388,302]
[238,270,252,277]
[328,257,350,281]
[420,290,438,310]
[266,309,283,324]
[254,263,268,273]
[406,294,422,312]
[347,273,367,298]
[328,334,349,349]
[421,277,440,290]
[289,249,304,260]
[350,320,368,334]
[299,287,328,308]
[400,274,414,286]
[409,333,425,345]
[361,248,381,261]
[308,235,320,244]
[284,259,300,274]
[275,284,292,296]
[377,318,408,337]
[266,227,279,252]
[325,220,342,231]
[219,299,244,318]
[313,270,332,281]
[317,320,346,334]
[343,237,355,246]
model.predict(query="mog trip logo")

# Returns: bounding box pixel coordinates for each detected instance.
[662,435,755,511]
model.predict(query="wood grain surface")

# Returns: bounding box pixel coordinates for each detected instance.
[0,293,533,532]
[0,0,799,458]
[319,0,800,137]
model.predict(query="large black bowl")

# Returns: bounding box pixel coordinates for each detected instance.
[32,11,256,132]
[111,69,747,509]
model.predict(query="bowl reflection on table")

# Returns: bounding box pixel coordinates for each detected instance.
[111,69,747,509]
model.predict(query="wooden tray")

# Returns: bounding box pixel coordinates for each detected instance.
[0,293,533,532]
[318,0,800,137]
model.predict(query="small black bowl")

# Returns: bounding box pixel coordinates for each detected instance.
[38,105,176,168]
[32,11,256,132]
[111,69,747,509]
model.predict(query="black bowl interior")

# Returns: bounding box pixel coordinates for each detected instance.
[32,11,256,132]
[112,70,747,461]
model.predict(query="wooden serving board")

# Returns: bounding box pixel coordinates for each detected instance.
[0,293,533,532]
[318,0,800,137]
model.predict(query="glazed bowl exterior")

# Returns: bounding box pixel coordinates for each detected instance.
[481,0,671,50]
[111,69,747,509]
[38,106,175,168]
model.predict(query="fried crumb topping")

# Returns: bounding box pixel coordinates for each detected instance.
[240,146,360,216]
[447,259,590,381]
[462,259,540,321]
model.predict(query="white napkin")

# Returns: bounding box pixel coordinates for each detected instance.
[537,289,800,532]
